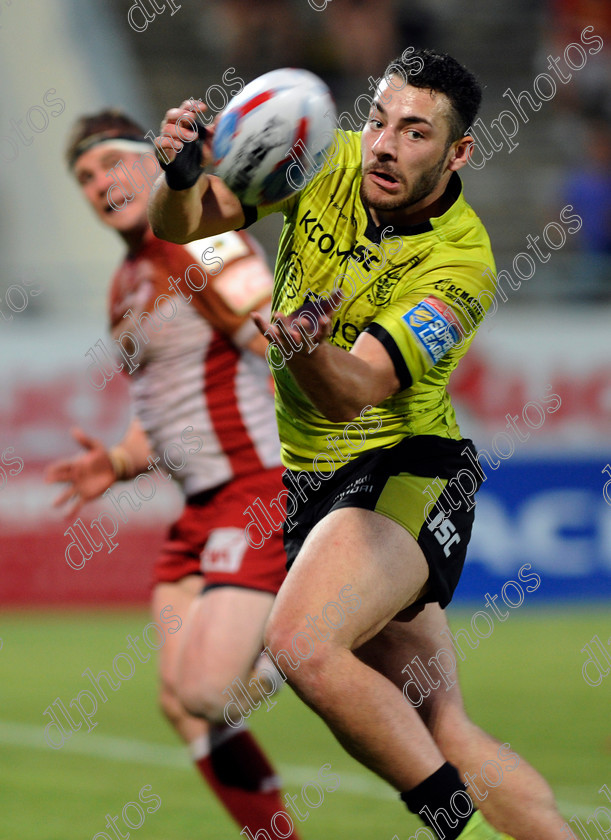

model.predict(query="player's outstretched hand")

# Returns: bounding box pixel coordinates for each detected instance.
[156,100,215,168]
[252,294,340,357]
[45,427,116,518]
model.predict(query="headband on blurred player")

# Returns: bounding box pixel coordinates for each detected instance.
[65,108,154,169]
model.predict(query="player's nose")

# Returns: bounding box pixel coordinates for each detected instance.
[94,170,110,197]
[372,128,397,159]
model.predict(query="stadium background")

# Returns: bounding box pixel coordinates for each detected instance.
[0,1,609,838]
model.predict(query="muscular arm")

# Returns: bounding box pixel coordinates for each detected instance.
[149,173,245,243]
[254,310,400,422]
[290,334,400,421]
[147,101,245,243]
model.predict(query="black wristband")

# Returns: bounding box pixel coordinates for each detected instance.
[159,123,208,191]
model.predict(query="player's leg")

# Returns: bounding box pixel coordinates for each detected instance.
[177,584,275,722]
[155,488,299,837]
[356,603,567,839]
[265,505,451,785]
[175,471,286,721]
[176,585,302,838]
[172,469,301,838]
[151,575,209,743]
[265,505,513,838]
[155,575,297,835]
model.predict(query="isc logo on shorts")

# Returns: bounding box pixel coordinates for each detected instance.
[427,510,461,557]
[200,528,248,574]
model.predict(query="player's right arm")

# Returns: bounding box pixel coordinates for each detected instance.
[45,417,152,516]
[148,101,245,243]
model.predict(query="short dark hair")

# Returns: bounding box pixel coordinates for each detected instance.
[65,108,147,168]
[384,48,482,141]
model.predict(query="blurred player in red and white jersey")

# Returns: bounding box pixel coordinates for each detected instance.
[46,109,300,838]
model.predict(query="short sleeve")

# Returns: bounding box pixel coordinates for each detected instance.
[364,264,493,390]
[182,231,274,345]
[184,230,273,315]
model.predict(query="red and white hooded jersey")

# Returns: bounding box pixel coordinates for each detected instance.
[109,228,281,497]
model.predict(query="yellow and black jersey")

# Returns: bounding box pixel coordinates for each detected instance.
[242,130,497,472]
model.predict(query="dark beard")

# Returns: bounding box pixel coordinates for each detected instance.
[360,149,449,214]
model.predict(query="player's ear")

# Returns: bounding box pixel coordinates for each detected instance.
[447,135,473,172]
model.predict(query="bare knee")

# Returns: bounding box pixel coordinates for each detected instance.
[177,671,230,725]
[159,683,187,728]
[264,616,335,704]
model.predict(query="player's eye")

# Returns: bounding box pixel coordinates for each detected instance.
[103,155,122,170]
[368,118,383,128]
[406,129,423,140]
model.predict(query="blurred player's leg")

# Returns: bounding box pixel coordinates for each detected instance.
[356,603,566,839]
[153,579,295,835]
[177,586,275,722]
[152,576,209,742]
[177,585,300,837]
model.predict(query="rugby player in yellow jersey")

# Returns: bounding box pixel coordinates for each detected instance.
[148,49,567,840]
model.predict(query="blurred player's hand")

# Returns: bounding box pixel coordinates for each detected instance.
[45,427,116,518]
[156,100,215,168]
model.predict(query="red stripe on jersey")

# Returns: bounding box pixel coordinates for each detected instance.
[203,331,264,478]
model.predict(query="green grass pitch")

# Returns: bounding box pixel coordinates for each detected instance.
[0,605,608,839]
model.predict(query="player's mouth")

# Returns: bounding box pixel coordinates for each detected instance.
[367,169,401,191]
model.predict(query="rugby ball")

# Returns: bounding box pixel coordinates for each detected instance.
[212,68,336,206]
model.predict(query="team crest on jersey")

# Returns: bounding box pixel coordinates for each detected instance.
[283,252,304,299]
[368,267,402,307]
[402,296,460,364]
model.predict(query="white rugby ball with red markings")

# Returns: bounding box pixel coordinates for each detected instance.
[212,68,336,206]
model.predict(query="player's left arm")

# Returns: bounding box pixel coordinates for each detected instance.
[254,265,494,421]
[290,332,399,421]
[190,284,269,357]
[253,308,400,421]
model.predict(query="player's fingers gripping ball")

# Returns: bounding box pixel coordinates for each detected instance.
[159,121,210,191]
[212,68,337,206]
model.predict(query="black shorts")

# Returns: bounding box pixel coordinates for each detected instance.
[282,435,482,609]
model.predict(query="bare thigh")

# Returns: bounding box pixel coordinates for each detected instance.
[152,575,203,693]
[264,506,447,789]
[266,506,430,654]
[177,585,275,720]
